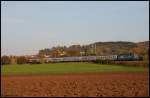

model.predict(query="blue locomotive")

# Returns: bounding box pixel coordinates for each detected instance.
[117,53,143,61]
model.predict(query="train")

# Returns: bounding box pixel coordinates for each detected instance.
[28,53,143,64]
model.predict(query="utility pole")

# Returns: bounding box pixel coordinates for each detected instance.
[95,43,97,55]
[91,44,94,55]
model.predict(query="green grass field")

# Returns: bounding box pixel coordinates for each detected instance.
[1,62,149,75]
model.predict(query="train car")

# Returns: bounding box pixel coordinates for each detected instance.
[50,58,64,62]
[86,56,96,61]
[63,57,82,62]
[96,55,117,60]
[28,58,40,64]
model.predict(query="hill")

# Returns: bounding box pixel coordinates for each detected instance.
[37,41,149,60]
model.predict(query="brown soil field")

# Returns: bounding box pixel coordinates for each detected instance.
[1,72,149,97]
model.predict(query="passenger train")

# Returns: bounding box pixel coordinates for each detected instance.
[28,53,143,64]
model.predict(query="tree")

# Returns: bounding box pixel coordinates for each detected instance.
[51,49,61,57]
[143,48,149,60]
[81,45,88,56]
[131,47,142,55]
[17,56,27,64]
[1,56,11,65]
[10,56,17,64]
[66,49,80,56]
[38,53,45,64]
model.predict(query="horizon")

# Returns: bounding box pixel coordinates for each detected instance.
[1,1,149,56]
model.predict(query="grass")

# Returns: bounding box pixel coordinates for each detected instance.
[1,62,149,75]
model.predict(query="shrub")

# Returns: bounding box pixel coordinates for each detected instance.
[113,61,149,67]
[17,56,28,64]
[1,56,11,65]
[93,60,149,67]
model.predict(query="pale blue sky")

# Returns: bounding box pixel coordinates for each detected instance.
[1,1,149,56]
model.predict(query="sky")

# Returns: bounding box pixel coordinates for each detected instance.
[1,1,149,56]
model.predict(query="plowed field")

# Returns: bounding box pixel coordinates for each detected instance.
[1,72,149,97]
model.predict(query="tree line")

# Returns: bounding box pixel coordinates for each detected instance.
[1,56,28,65]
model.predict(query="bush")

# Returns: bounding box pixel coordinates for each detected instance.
[17,56,27,64]
[113,61,149,67]
[1,56,11,65]
[93,60,149,67]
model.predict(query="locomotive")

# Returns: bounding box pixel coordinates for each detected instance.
[117,53,143,61]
